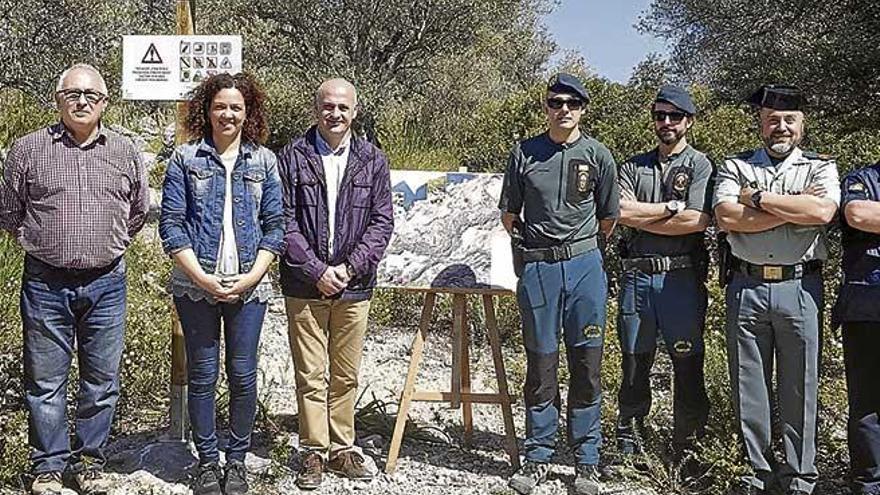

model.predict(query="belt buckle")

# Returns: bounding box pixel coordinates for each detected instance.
[763,265,783,281]
[552,245,569,261]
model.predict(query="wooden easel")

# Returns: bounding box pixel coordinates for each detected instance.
[385,288,521,473]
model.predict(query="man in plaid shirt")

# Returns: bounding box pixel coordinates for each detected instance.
[0,63,148,495]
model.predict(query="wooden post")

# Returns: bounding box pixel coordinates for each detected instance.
[168,0,194,443]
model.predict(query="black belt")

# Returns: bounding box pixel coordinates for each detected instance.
[732,258,822,282]
[520,237,597,263]
[621,255,696,274]
[24,254,122,283]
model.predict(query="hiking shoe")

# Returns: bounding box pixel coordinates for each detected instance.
[508,461,551,495]
[193,463,222,495]
[72,468,113,494]
[295,452,324,490]
[573,464,602,495]
[31,472,63,495]
[726,481,765,495]
[327,450,375,480]
[616,417,645,456]
[223,460,249,495]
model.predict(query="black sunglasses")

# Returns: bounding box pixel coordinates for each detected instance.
[652,110,687,123]
[57,89,107,105]
[547,97,584,110]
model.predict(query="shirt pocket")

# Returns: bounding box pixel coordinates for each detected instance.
[187,165,215,200]
[243,168,266,206]
[565,158,595,204]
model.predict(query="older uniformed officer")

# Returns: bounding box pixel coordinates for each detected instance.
[615,85,712,462]
[714,85,839,495]
[834,162,880,494]
[500,73,619,495]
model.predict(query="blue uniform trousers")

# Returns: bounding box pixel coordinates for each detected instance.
[844,322,880,495]
[516,248,606,465]
[615,267,709,448]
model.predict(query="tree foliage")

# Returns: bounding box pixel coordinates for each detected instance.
[640,0,880,131]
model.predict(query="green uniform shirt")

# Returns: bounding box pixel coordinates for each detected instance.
[713,147,840,264]
[499,132,619,248]
[618,145,714,257]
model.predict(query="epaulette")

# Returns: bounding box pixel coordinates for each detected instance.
[802,150,834,161]
[725,150,753,161]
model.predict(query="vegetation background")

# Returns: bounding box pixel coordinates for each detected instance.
[1,0,878,492]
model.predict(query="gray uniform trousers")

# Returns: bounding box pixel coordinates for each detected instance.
[725,271,821,493]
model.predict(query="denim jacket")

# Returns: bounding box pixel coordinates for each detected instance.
[159,139,285,293]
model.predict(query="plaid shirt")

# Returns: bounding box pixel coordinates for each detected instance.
[0,123,149,269]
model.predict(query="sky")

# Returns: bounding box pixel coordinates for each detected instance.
[543,0,669,83]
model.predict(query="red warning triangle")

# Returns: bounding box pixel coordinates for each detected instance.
[142,43,163,64]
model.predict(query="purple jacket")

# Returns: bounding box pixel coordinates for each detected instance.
[277,126,393,300]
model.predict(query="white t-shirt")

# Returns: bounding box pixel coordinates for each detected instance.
[316,132,351,255]
[216,145,240,276]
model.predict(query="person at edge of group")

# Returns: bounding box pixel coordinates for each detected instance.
[713,84,840,495]
[500,72,620,495]
[834,160,880,495]
[614,84,712,472]
[277,78,394,490]
[0,64,149,495]
[158,72,285,495]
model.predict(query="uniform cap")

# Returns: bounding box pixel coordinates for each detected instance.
[655,84,697,115]
[547,73,589,102]
[748,84,806,111]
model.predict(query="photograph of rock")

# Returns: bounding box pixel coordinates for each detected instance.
[377,171,517,292]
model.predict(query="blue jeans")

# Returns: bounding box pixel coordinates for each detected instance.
[516,249,606,465]
[22,255,127,475]
[174,296,266,464]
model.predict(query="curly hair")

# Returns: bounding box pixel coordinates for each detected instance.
[184,72,269,144]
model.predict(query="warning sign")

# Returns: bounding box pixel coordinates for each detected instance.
[141,43,163,64]
[122,35,242,101]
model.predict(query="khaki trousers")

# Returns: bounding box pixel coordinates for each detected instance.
[285,297,370,456]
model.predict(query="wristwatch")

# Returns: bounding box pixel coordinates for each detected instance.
[665,200,684,216]
[751,190,764,210]
[344,262,356,279]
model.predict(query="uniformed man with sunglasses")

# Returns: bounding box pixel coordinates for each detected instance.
[614,85,712,469]
[501,72,619,495]
[714,85,839,495]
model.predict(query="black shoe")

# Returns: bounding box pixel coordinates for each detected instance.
[616,418,645,455]
[508,461,551,495]
[726,481,764,495]
[784,491,810,495]
[223,460,248,495]
[572,464,601,495]
[193,463,223,495]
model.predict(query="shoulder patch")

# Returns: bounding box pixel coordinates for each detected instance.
[848,182,867,193]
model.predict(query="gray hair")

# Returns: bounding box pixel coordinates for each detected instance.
[55,63,108,94]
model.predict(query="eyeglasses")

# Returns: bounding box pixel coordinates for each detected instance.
[56,89,107,105]
[652,111,687,123]
[546,97,584,110]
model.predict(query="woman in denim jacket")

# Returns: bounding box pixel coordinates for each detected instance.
[159,72,284,495]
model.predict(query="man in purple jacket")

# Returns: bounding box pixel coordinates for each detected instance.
[277,78,393,490]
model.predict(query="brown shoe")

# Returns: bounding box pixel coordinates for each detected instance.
[73,468,113,495]
[295,452,324,490]
[327,451,375,480]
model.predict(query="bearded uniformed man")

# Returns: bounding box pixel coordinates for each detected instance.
[500,72,619,495]
[615,85,712,464]
[714,85,839,495]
